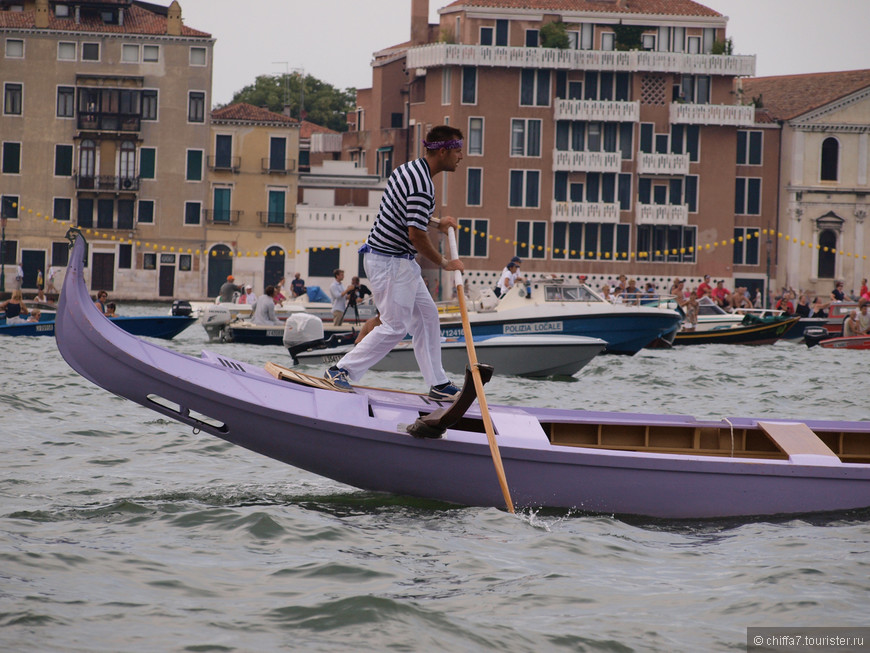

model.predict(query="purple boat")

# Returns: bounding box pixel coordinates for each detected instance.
[56,233,870,518]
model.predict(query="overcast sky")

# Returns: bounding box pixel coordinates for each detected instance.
[176,0,869,108]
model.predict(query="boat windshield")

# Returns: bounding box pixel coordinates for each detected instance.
[697,296,728,315]
[544,285,604,302]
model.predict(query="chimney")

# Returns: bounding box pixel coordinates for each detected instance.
[166,0,182,36]
[411,0,429,45]
[35,0,49,28]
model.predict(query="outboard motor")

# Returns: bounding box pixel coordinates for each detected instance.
[200,304,234,341]
[171,299,192,316]
[803,326,832,348]
[283,313,326,364]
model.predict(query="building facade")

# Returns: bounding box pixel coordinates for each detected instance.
[0,0,215,298]
[741,70,870,299]
[343,0,779,299]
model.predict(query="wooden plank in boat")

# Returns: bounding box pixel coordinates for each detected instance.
[757,421,839,459]
[265,362,354,392]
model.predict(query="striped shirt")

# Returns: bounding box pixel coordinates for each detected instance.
[366,158,434,256]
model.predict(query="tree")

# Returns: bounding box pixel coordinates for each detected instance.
[540,21,570,49]
[226,73,356,132]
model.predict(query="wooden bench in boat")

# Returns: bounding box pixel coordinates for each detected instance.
[757,421,839,463]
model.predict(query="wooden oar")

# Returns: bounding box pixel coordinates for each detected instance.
[447,227,515,514]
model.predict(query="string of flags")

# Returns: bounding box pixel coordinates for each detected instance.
[10,202,868,261]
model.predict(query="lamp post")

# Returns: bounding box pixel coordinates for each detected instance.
[765,236,772,309]
[0,215,7,293]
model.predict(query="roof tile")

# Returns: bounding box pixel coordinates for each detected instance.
[741,69,870,120]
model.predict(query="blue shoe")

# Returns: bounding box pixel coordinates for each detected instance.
[324,366,352,391]
[428,381,460,400]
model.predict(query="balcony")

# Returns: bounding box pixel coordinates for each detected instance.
[636,203,689,225]
[257,211,296,228]
[204,209,242,225]
[670,103,755,126]
[77,112,141,132]
[637,153,690,175]
[553,149,621,173]
[75,175,140,192]
[551,201,620,223]
[407,43,756,77]
[207,156,240,172]
[260,158,297,174]
[554,99,639,122]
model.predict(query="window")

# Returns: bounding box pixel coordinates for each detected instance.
[461,67,476,104]
[4,83,22,115]
[213,188,231,222]
[57,86,74,117]
[55,4,70,17]
[143,45,159,62]
[119,141,136,182]
[821,137,839,181]
[53,198,71,221]
[139,147,156,179]
[1,195,19,219]
[637,225,697,263]
[79,139,96,178]
[467,168,482,206]
[121,44,139,62]
[2,142,21,174]
[510,119,541,157]
[77,198,93,228]
[601,33,615,50]
[144,253,157,270]
[733,227,760,266]
[685,175,698,212]
[51,241,69,268]
[679,75,710,104]
[480,27,493,46]
[5,39,24,58]
[119,244,132,269]
[1,239,17,264]
[642,34,656,50]
[57,41,76,61]
[494,19,508,46]
[184,201,201,225]
[141,90,158,120]
[179,254,191,271]
[458,218,488,257]
[190,47,207,66]
[735,177,761,215]
[267,190,285,224]
[509,170,540,208]
[117,199,134,229]
[520,69,550,106]
[737,130,763,165]
[269,137,286,171]
[81,43,100,61]
[188,91,205,123]
[138,200,154,223]
[55,144,73,176]
[580,23,593,49]
[441,67,452,105]
[553,223,631,261]
[214,134,232,168]
[186,150,203,181]
[97,198,113,229]
[525,29,539,47]
[515,221,547,259]
[468,117,483,155]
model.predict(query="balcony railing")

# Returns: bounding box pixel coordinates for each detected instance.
[637,152,690,175]
[207,155,241,172]
[75,175,140,191]
[257,211,296,228]
[551,201,621,223]
[670,103,755,126]
[554,99,639,122]
[407,43,756,77]
[260,158,297,174]
[77,112,141,132]
[553,149,621,173]
[204,209,242,225]
[310,133,343,153]
[636,203,689,225]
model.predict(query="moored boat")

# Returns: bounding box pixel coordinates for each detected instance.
[292,333,607,377]
[54,232,870,518]
[438,281,682,355]
[673,315,799,346]
[805,326,870,350]
[2,312,196,339]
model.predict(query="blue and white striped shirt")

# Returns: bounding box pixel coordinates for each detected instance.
[366,158,434,256]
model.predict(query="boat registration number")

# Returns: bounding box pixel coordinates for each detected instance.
[503,321,563,334]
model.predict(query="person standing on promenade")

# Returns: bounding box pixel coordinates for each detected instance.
[324,125,465,399]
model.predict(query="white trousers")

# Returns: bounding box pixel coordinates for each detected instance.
[337,253,448,388]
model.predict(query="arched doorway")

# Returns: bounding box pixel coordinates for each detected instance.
[208,244,233,298]
[264,245,285,288]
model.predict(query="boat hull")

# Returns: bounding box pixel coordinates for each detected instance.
[674,317,799,345]
[295,335,606,377]
[55,234,870,518]
[1,315,195,339]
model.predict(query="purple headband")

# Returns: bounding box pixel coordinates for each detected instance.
[423,138,463,150]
